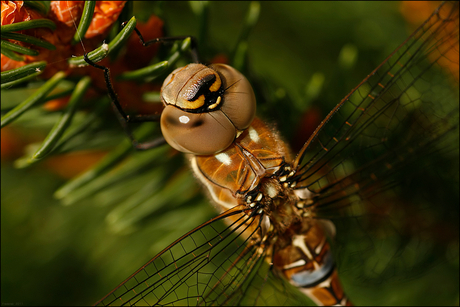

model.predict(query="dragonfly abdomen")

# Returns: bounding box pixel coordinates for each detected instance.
[273,220,352,306]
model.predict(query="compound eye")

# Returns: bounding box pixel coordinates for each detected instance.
[160,105,236,155]
[160,63,256,155]
[209,64,256,130]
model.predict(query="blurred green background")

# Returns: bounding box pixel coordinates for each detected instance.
[1,1,458,306]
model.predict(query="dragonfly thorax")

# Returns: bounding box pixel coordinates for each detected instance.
[190,117,293,210]
[256,177,304,232]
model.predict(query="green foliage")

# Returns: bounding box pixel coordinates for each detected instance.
[1,2,458,306]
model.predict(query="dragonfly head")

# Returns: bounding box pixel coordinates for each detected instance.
[160,63,256,155]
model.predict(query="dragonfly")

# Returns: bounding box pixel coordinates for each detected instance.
[86,1,459,306]
[2,1,458,304]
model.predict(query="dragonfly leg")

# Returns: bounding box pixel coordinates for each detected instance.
[123,21,200,63]
[83,54,165,150]
[83,22,200,150]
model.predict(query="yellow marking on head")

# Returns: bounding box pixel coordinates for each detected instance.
[208,74,222,92]
[184,95,205,109]
[208,96,221,109]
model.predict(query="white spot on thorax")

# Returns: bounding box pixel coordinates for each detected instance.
[260,215,271,239]
[294,186,313,200]
[215,152,231,165]
[248,127,259,142]
[266,182,278,198]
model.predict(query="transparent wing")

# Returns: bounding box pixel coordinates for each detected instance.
[95,3,459,306]
[292,1,459,282]
[94,205,278,306]
[224,259,313,307]
[294,1,458,195]
[94,203,312,306]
